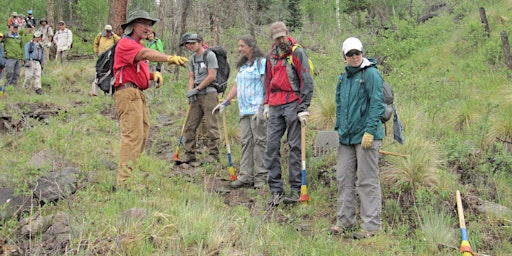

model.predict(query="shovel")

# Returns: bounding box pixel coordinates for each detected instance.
[173,104,191,165]
[222,111,237,181]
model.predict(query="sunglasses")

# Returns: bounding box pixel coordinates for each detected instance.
[345,51,362,57]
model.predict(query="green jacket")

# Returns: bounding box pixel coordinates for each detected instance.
[2,32,24,60]
[145,38,164,67]
[335,58,385,145]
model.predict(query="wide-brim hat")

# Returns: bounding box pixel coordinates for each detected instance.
[39,19,47,24]
[121,10,157,30]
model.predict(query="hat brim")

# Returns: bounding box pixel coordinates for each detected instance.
[121,18,157,30]
[180,39,200,47]
[271,31,287,40]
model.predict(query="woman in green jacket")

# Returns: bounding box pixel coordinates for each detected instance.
[331,37,385,240]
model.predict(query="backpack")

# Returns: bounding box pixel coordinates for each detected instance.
[287,44,317,76]
[361,68,395,123]
[0,45,6,69]
[194,46,230,94]
[95,43,117,94]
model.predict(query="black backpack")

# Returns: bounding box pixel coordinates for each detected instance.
[194,46,230,94]
[95,43,117,94]
[361,68,395,123]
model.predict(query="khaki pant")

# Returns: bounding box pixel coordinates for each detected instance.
[335,141,382,231]
[238,114,267,186]
[113,88,149,183]
[43,45,51,64]
[57,50,69,64]
[23,60,42,90]
[183,91,219,161]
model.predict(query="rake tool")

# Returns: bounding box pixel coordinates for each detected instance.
[222,111,237,181]
[298,124,310,203]
[456,190,476,256]
[173,104,191,164]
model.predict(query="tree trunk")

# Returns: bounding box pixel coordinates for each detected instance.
[109,0,128,36]
[47,0,55,28]
[158,0,165,40]
[501,31,512,70]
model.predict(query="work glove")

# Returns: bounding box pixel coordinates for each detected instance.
[361,132,374,150]
[262,104,269,121]
[297,111,310,126]
[153,71,163,88]
[186,88,199,104]
[212,100,230,114]
[168,55,188,68]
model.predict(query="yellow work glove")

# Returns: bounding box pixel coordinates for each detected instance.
[167,55,188,68]
[361,132,374,150]
[153,71,163,88]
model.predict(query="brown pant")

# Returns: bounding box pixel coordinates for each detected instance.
[183,91,219,161]
[113,88,149,183]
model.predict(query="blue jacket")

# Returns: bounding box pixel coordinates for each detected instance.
[24,41,44,66]
[335,58,385,145]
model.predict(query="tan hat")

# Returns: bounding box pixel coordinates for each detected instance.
[270,21,287,40]
[0,32,3,37]
[33,31,42,37]
[12,12,18,16]
[58,20,65,25]
[104,24,113,31]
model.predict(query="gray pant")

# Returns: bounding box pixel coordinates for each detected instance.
[265,102,301,194]
[5,59,22,86]
[238,114,267,186]
[336,141,382,231]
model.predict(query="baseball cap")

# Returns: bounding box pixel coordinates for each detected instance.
[28,10,33,15]
[0,32,3,37]
[342,37,363,55]
[270,21,287,40]
[180,33,202,47]
[58,21,65,25]
[34,31,42,37]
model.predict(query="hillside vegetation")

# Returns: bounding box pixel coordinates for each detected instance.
[1,0,512,255]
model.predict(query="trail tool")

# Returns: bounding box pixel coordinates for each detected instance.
[313,130,407,158]
[173,104,191,165]
[456,190,476,256]
[222,111,237,181]
[298,124,310,204]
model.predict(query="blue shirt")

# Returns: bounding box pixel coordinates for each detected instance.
[24,41,44,65]
[235,57,266,116]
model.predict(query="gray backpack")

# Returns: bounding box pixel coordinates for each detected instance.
[361,68,395,123]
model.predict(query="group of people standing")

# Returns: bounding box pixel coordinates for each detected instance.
[102,10,385,240]
[1,9,73,95]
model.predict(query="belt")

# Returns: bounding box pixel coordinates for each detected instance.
[114,83,139,93]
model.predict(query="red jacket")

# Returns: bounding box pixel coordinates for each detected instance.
[264,37,314,112]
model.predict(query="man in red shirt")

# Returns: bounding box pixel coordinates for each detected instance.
[113,10,188,188]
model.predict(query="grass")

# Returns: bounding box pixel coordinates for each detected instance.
[1,0,512,254]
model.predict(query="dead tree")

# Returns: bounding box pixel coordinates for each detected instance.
[479,7,490,37]
[501,31,512,70]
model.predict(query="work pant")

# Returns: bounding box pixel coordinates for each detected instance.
[113,87,149,183]
[265,101,302,194]
[183,91,219,161]
[5,59,22,86]
[23,60,42,90]
[238,114,267,186]
[336,141,382,231]
[57,50,69,64]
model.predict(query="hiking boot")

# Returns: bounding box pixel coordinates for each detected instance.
[35,88,43,95]
[283,191,300,204]
[352,229,380,240]
[267,192,283,207]
[253,182,266,189]
[230,180,252,189]
[329,224,357,236]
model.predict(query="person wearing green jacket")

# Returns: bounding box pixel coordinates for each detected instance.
[145,29,164,88]
[331,37,385,240]
[2,24,24,87]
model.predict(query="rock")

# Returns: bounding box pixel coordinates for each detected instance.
[19,214,54,237]
[33,167,79,203]
[0,188,32,221]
